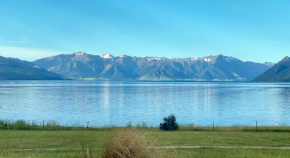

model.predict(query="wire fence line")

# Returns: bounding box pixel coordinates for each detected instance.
[1,118,290,132]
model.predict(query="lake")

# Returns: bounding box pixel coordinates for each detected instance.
[1,81,290,127]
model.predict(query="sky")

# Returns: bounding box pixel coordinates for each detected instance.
[0,0,289,63]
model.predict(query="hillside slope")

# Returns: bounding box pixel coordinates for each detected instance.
[253,56,290,82]
[0,56,63,80]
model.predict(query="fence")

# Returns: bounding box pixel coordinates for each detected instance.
[1,119,289,132]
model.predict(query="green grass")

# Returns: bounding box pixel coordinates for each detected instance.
[1,129,290,157]
[3,148,290,158]
[172,148,290,158]
[2,120,290,157]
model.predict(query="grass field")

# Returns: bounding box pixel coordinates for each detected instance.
[1,128,290,158]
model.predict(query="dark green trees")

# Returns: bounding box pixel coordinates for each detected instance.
[159,114,178,131]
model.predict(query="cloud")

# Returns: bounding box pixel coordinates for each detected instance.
[0,46,67,61]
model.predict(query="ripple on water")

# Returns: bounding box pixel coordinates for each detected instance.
[0,81,290,126]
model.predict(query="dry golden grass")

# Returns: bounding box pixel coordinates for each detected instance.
[101,130,172,158]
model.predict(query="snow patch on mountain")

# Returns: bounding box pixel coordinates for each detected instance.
[146,57,162,61]
[101,54,114,59]
[263,62,275,67]
[119,55,128,58]
[203,58,212,62]
[75,52,85,56]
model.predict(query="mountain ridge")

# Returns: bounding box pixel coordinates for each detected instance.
[34,52,272,81]
[0,55,63,80]
[253,56,290,82]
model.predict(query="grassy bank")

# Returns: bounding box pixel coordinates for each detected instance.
[2,120,290,157]
[1,129,290,157]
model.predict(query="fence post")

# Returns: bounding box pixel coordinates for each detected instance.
[87,121,89,129]
[213,121,215,131]
[256,121,258,131]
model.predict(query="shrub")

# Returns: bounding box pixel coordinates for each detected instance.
[13,120,29,130]
[159,114,178,131]
[101,130,156,158]
[0,120,5,128]
[125,122,132,129]
[46,120,61,130]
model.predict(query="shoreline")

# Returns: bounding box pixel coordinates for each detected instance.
[2,120,290,132]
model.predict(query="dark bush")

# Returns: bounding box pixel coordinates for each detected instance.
[14,120,29,130]
[0,120,4,128]
[159,114,178,131]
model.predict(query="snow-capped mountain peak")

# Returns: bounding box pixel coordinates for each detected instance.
[101,54,114,59]
[119,54,128,58]
[203,58,212,62]
[263,62,275,67]
[146,57,163,61]
[75,52,85,56]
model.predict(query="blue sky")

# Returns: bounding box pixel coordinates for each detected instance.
[0,0,289,62]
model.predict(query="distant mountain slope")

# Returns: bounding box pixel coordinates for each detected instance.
[253,56,290,82]
[34,52,271,81]
[0,56,63,80]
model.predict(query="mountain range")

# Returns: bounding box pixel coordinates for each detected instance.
[33,52,272,81]
[253,56,290,82]
[0,56,62,80]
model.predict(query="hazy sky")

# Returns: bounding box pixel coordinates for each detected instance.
[0,0,289,62]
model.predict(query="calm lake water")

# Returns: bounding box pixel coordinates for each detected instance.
[1,81,290,127]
